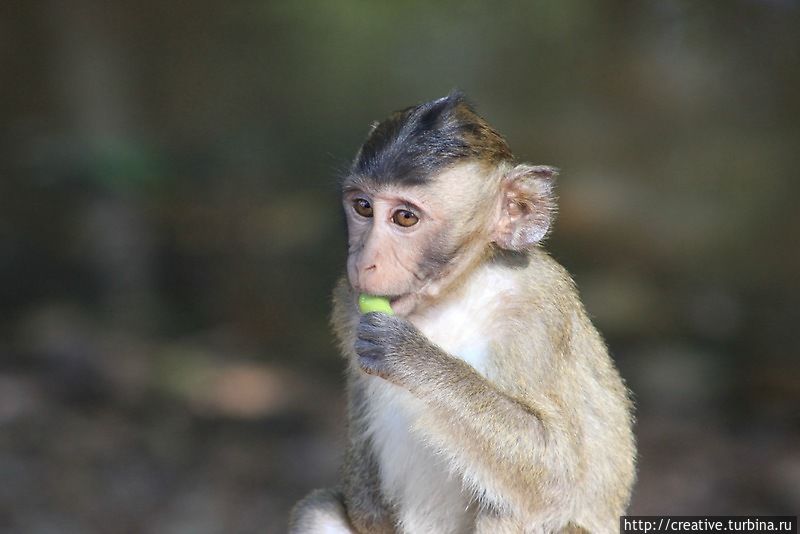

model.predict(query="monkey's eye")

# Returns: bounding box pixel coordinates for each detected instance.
[353,198,373,218]
[392,209,419,227]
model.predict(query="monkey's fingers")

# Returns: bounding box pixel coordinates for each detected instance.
[355,340,392,379]
[357,312,389,341]
[354,338,383,359]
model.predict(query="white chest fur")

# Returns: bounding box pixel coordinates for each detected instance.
[363,266,514,533]
[412,266,514,374]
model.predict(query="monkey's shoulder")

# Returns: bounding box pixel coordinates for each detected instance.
[479,248,584,323]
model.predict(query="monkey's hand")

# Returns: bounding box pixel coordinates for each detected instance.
[355,312,429,382]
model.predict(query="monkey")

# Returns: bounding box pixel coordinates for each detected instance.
[289,92,635,533]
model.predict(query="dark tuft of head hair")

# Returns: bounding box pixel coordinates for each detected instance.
[350,91,513,186]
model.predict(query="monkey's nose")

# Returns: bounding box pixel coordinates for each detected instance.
[357,264,379,292]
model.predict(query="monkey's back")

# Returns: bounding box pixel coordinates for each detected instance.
[513,249,637,529]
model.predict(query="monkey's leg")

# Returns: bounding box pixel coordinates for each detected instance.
[288,488,354,533]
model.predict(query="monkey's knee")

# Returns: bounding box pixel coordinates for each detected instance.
[289,488,354,533]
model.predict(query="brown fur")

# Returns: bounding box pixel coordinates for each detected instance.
[291,252,636,532]
[290,96,635,533]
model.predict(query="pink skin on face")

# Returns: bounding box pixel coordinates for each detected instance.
[343,187,440,316]
[343,164,504,317]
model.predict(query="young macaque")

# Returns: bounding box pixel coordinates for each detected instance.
[290,92,635,533]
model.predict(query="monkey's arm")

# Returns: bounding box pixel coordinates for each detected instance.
[341,375,397,534]
[356,312,581,515]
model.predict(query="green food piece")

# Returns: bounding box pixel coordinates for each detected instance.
[358,294,394,315]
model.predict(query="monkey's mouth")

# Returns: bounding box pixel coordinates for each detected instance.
[387,293,417,315]
[357,293,409,314]
[352,289,419,316]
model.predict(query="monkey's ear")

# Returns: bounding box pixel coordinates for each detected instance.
[494,164,558,251]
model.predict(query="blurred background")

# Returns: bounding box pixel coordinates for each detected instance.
[1,1,798,532]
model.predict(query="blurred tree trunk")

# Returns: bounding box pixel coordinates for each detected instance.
[47,0,156,332]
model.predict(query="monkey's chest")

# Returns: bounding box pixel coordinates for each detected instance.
[364,321,494,532]
[363,268,507,532]
[364,378,476,534]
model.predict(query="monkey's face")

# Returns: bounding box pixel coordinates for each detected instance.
[342,164,499,316]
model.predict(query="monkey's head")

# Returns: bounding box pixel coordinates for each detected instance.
[342,92,557,315]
